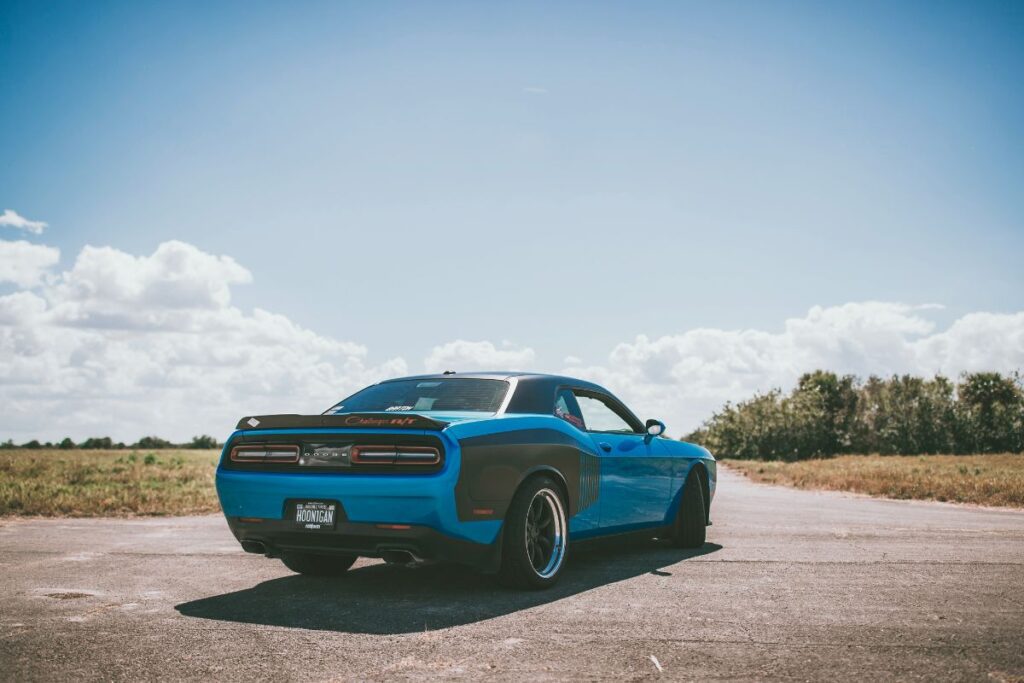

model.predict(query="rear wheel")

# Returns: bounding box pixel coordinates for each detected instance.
[280,552,357,576]
[671,469,707,548]
[498,476,569,589]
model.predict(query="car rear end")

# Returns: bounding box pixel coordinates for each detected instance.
[215,413,504,570]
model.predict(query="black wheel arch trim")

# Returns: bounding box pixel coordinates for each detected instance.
[691,460,711,525]
[518,464,571,503]
[454,428,599,522]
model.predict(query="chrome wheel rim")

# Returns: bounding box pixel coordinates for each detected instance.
[525,488,567,578]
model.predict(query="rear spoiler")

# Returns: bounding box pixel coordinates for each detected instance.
[235,413,449,432]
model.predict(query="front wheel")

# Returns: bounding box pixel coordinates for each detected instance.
[670,468,707,548]
[497,476,569,589]
[280,552,357,576]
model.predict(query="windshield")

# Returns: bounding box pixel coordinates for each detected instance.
[326,378,510,414]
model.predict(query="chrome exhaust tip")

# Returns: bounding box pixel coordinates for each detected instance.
[380,549,424,566]
[240,539,267,555]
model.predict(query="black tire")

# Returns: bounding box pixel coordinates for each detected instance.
[497,476,569,590]
[671,469,707,549]
[280,552,357,577]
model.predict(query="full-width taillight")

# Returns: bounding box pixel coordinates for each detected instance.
[350,445,440,465]
[230,445,300,463]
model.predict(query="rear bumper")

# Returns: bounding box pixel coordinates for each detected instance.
[215,454,504,569]
[226,516,503,572]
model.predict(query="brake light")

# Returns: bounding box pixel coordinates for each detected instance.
[350,445,440,465]
[230,445,300,463]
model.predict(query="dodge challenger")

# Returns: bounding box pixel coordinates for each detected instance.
[216,372,716,588]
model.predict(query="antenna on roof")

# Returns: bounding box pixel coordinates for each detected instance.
[443,370,456,375]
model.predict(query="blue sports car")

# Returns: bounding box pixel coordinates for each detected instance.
[216,372,716,589]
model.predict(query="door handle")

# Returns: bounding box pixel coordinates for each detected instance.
[599,442,612,452]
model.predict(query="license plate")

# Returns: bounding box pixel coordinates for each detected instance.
[292,501,337,531]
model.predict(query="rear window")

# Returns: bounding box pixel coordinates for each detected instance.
[326,378,509,414]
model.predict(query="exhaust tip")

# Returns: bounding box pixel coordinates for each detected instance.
[240,540,267,555]
[381,549,422,566]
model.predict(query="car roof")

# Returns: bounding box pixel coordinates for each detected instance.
[380,371,607,391]
[380,371,528,382]
[377,372,641,426]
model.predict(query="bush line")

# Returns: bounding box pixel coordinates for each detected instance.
[0,435,222,451]
[685,371,1024,460]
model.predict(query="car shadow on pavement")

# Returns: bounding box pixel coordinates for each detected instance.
[174,539,721,635]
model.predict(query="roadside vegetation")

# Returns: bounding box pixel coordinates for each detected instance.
[724,454,1024,508]
[686,371,1024,460]
[0,449,220,517]
[691,370,1024,507]
[0,434,221,450]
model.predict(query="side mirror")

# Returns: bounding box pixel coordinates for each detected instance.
[645,419,666,438]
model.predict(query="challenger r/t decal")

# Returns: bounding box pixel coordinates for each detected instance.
[343,415,418,428]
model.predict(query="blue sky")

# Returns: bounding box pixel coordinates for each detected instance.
[1,1,1022,439]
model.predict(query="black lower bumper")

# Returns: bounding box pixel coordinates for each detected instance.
[227,517,503,573]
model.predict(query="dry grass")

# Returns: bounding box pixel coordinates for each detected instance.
[6,448,1023,516]
[0,449,220,516]
[723,454,1024,508]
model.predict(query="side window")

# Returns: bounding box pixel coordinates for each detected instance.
[553,388,586,429]
[574,393,636,433]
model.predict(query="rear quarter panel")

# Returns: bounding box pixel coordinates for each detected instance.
[446,415,602,532]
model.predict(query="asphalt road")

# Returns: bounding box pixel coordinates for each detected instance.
[2,468,1023,682]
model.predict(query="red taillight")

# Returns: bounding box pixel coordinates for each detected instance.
[230,445,300,463]
[350,445,440,466]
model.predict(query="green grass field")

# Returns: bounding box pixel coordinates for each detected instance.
[0,449,220,516]
[723,454,1024,508]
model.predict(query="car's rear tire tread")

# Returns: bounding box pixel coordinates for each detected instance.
[280,552,357,576]
[671,469,707,548]
[497,476,568,590]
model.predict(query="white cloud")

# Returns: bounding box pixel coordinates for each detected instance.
[0,291,47,325]
[2,237,1020,447]
[0,240,406,442]
[564,302,1024,437]
[0,240,60,287]
[0,209,47,234]
[424,340,535,373]
[912,311,1024,373]
[46,240,253,328]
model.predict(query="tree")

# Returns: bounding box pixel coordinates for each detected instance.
[685,370,1023,458]
[58,437,76,449]
[854,375,956,454]
[790,371,859,456]
[80,437,114,449]
[188,435,219,449]
[956,372,1024,453]
[133,436,174,449]
[692,390,793,460]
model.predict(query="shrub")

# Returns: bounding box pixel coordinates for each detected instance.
[133,436,174,449]
[188,435,220,449]
[687,371,1024,459]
